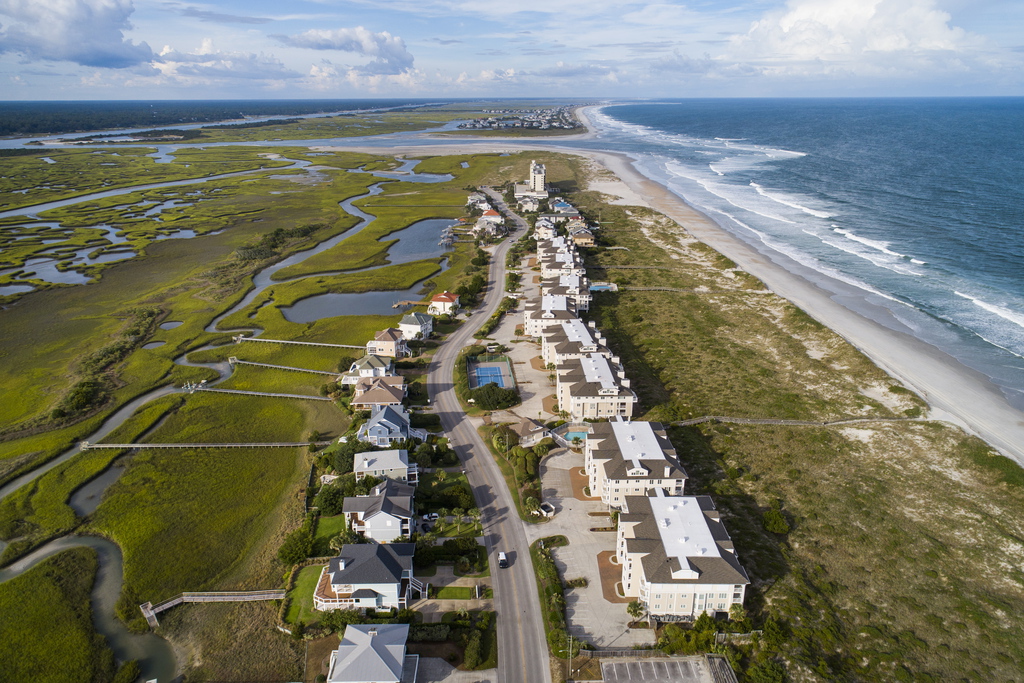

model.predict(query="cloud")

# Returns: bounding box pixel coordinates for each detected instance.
[274,26,414,74]
[176,6,272,25]
[155,40,300,82]
[729,0,984,71]
[531,62,615,79]
[0,0,153,68]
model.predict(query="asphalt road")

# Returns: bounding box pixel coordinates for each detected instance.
[426,191,551,683]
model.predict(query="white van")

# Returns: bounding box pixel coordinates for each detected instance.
[497,552,508,569]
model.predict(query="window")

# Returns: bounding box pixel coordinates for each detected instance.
[655,594,661,599]
[719,593,727,599]
[718,603,726,610]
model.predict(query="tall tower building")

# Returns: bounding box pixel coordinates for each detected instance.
[529,160,546,193]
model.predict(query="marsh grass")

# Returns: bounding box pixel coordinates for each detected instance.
[0,547,116,682]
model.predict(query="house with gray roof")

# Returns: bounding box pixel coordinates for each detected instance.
[398,312,433,340]
[326,623,419,683]
[356,406,427,447]
[340,354,394,386]
[354,447,418,485]
[585,417,687,507]
[344,480,415,543]
[617,490,749,620]
[314,543,424,612]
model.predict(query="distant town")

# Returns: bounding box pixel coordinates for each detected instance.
[457,106,582,131]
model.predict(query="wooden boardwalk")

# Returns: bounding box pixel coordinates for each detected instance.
[672,415,919,427]
[233,335,363,349]
[192,387,332,401]
[81,441,332,450]
[228,358,338,376]
[140,590,285,628]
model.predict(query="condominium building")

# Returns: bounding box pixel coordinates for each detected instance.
[584,417,686,507]
[618,490,749,620]
[523,294,578,338]
[541,318,609,366]
[555,352,636,420]
[540,273,591,311]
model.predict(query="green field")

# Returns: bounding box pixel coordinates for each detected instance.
[0,547,117,682]
[285,564,328,627]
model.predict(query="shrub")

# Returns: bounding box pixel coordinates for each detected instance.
[763,509,790,534]
[472,382,519,410]
[278,527,312,565]
[463,630,482,669]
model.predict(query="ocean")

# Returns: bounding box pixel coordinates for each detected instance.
[585,99,1024,410]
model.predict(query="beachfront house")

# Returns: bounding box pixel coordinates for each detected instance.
[398,312,433,340]
[365,329,409,358]
[427,291,460,316]
[354,448,418,485]
[585,417,687,507]
[343,479,416,543]
[356,406,427,447]
[617,490,749,621]
[313,543,424,611]
[325,623,419,683]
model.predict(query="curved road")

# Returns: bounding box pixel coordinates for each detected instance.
[426,191,551,683]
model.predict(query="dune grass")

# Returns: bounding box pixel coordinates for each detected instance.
[569,181,1024,681]
[0,547,115,682]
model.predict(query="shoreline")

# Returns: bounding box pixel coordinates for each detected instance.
[318,109,1024,465]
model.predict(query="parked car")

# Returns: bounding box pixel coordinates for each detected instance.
[422,513,439,521]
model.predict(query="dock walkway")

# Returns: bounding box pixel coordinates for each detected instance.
[233,336,363,349]
[140,590,285,628]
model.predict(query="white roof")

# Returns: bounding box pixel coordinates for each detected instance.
[580,353,617,391]
[541,294,570,312]
[561,319,596,345]
[558,274,582,289]
[356,449,409,472]
[648,492,722,580]
[610,419,667,468]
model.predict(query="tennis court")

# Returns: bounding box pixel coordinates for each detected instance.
[468,355,516,390]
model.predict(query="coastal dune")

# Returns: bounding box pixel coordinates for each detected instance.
[328,108,1024,465]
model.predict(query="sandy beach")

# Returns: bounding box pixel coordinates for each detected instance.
[324,107,1024,465]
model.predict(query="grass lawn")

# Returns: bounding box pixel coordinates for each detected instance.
[313,515,348,556]
[0,547,115,682]
[433,521,483,538]
[285,564,327,627]
[435,586,474,600]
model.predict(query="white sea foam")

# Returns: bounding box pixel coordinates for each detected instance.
[698,205,904,304]
[663,161,795,225]
[751,182,832,218]
[819,233,923,276]
[832,228,906,258]
[955,292,1024,330]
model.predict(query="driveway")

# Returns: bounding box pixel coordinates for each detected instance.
[416,657,497,683]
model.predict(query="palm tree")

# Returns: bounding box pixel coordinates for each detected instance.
[437,507,450,531]
[452,507,466,534]
[468,507,482,532]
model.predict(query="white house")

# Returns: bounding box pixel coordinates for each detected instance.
[326,624,419,683]
[354,448,418,485]
[585,417,687,507]
[343,479,415,543]
[427,291,460,316]
[617,490,749,620]
[340,355,394,386]
[398,312,433,340]
[313,543,424,611]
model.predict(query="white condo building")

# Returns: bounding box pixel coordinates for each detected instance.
[555,352,636,420]
[530,160,546,193]
[585,417,687,507]
[618,490,749,620]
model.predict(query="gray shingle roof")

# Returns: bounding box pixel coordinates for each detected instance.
[328,623,409,683]
[328,543,414,585]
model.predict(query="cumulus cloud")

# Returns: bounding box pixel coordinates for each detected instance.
[274,26,414,74]
[0,0,153,68]
[729,0,983,70]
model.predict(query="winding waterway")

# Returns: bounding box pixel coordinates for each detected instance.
[0,164,454,681]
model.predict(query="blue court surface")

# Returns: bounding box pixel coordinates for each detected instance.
[473,366,506,388]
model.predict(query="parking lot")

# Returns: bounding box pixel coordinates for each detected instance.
[601,658,713,683]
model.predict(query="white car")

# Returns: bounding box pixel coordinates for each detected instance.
[422,513,440,521]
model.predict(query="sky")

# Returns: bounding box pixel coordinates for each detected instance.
[1,0,1023,99]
